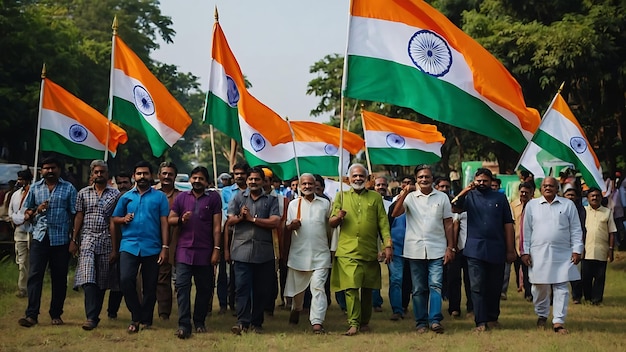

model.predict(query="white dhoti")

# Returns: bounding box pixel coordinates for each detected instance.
[285,268,329,325]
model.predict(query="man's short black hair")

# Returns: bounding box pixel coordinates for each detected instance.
[586,187,602,196]
[40,156,62,168]
[17,169,33,181]
[434,176,451,186]
[402,175,416,184]
[493,178,502,186]
[133,160,153,174]
[116,171,132,180]
[190,166,210,182]
[519,181,534,191]
[248,166,265,180]
[313,174,325,188]
[474,168,493,180]
[233,161,250,173]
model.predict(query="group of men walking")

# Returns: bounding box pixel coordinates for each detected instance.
[7,157,616,337]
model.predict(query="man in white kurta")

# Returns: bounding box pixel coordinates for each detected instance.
[521,177,583,334]
[284,173,331,333]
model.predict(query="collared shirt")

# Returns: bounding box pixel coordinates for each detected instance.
[172,190,222,265]
[113,187,169,257]
[453,212,467,250]
[331,188,391,261]
[286,195,332,271]
[76,185,119,235]
[222,183,244,213]
[24,178,77,246]
[456,189,513,264]
[228,189,280,263]
[9,186,32,237]
[584,205,617,261]
[522,196,584,283]
[402,188,452,260]
[510,199,524,255]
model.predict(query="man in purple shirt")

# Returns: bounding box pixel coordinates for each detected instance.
[168,166,222,339]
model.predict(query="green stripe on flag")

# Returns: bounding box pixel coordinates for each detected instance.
[112,97,169,157]
[204,92,241,142]
[532,130,602,189]
[40,129,105,160]
[345,55,528,152]
[243,150,297,180]
[368,148,440,166]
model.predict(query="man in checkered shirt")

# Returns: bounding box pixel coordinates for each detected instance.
[70,160,120,330]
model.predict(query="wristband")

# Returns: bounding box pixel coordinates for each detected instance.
[214,246,221,250]
[162,245,169,249]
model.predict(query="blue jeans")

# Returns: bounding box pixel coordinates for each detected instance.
[409,258,444,327]
[466,257,504,326]
[233,260,274,328]
[26,235,70,320]
[388,254,405,315]
[372,289,383,308]
[175,263,213,332]
[120,252,159,325]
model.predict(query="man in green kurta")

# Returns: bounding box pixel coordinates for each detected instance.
[330,163,392,336]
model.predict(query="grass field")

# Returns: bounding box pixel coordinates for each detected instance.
[1,252,625,352]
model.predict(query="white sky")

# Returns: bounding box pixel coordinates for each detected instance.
[152,0,349,122]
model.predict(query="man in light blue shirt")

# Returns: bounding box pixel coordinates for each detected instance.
[112,161,169,333]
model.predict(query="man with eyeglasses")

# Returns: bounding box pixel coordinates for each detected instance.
[153,161,182,321]
[453,168,515,332]
[434,176,452,196]
[521,177,583,334]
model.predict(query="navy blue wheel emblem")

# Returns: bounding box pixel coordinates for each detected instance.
[226,75,240,107]
[407,30,452,77]
[386,133,406,149]
[69,124,88,142]
[570,137,587,154]
[133,85,155,116]
[324,144,339,156]
[250,133,266,152]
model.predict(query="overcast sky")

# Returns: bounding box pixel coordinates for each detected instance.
[152,0,350,122]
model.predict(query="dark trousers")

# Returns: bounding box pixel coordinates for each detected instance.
[234,260,274,328]
[467,257,504,327]
[582,259,608,303]
[107,290,124,318]
[120,252,159,325]
[447,250,473,314]
[516,257,532,299]
[26,235,70,320]
[266,263,278,313]
[83,283,106,324]
[216,250,231,309]
[175,263,214,332]
[402,258,412,310]
[156,262,173,318]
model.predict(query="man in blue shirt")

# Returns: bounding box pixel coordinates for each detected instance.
[112,161,169,333]
[18,157,77,328]
[453,168,515,332]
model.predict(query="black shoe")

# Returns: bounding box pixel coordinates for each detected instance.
[289,310,300,325]
[250,325,263,334]
[176,328,191,339]
[18,316,38,328]
[231,324,246,335]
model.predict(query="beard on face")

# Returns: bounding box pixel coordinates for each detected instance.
[351,182,365,191]
[192,182,204,190]
[476,184,489,192]
[94,176,107,184]
[301,189,314,196]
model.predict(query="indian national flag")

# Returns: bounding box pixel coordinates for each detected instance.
[112,36,191,157]
[362,110,445,166]
[40,78,128,159]
[205,21,292,145]
[290,121,364,177]
[343,0,540,152]
[518,93,605,192]
[242,120,364,180]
